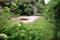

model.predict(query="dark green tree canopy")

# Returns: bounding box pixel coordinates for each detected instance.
[1,0,38,15]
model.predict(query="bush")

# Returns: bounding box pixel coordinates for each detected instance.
[44,0,60,40]
[3,0,38,15]
[44,0,57,22]
[0,22,41,40]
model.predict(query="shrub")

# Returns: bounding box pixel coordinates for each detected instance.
[4,23,40,40]
[44,0,60,40]
[3,0,38,15]
[0,12,10,20]
[44,0,57,22]
[0,22,40,40]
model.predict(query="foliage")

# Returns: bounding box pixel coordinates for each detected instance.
[44,0,60,27]
[2,0,38,15]
[0,7,11,20]
[0,17,54,40]
[0,9,11,33]
[44,0,57,22]
[36,0,45,14]
[32,17,54,40]
[44,0,60,40]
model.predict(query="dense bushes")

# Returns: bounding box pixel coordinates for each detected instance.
[1,0,38,15]
[0,0,41,15]
[44,0,57,22]
[44,0,60,28]
[44,0,60,40]
[0,21,42,40]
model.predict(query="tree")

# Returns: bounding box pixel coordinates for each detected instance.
[36,0,45,14]
[1,0,38,15]
[44,0,60,40]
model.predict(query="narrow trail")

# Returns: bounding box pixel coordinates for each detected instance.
[11,16,40,23]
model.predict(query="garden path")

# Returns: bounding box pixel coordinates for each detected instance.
[11,16,39,23]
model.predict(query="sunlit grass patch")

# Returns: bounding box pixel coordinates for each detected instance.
[31,17,54,40]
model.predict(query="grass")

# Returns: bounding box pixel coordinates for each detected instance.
[30,17,54,40]
[0,15,55,40]
[9,16,55,40]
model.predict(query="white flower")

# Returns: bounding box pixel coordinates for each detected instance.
[18,23,21,27]
[0,33,8,38]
